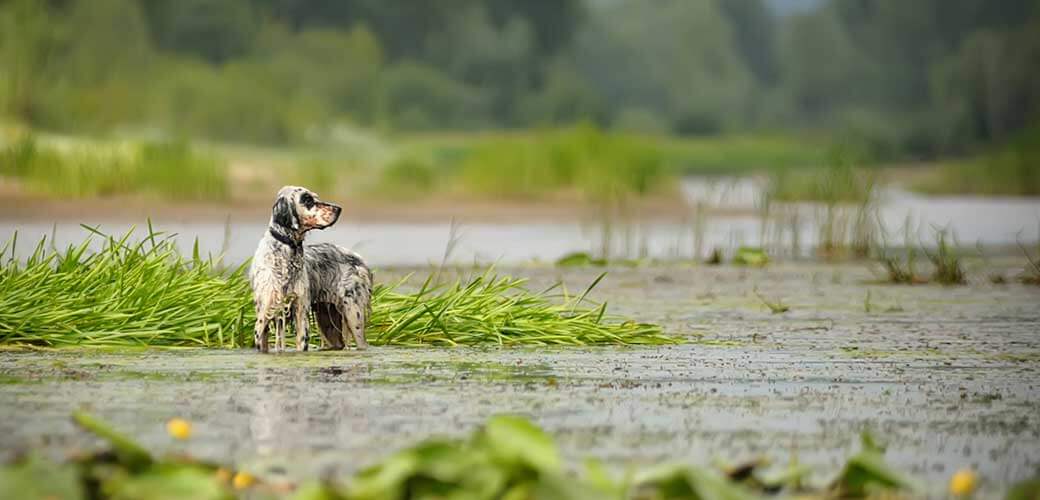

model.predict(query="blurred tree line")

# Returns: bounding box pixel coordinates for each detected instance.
[0,0,1037,160]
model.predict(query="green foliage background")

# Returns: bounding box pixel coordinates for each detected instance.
[0,0,1037,162]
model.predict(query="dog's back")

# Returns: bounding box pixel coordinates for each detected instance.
[304,243,373,349]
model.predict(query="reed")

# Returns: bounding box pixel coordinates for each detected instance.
[0,228,674,348]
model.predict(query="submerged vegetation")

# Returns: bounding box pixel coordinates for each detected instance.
[0,227,673,348]
[0,411,949,500]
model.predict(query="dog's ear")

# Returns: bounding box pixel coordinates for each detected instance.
[272,196,298,230]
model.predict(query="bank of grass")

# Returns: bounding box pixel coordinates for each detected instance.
[0,136,229,201]
[379,127,826,201]
[913,127,1040,196]
[377,126,674,202]
[0,227,673,348]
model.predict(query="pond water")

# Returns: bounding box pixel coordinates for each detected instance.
[2,179,1037,265]
[1,264,1038,497]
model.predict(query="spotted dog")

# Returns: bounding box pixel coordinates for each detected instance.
[249,186,341,353]
[305,243,372,350]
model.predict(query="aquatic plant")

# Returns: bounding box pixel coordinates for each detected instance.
[0,227,674,348]
[0,411,928,499]
[0,225,253,348]
[1018,236,1040,285]
[924,230,966,285]
[370,271,672,346]
[877,250,923,284]
[753,289,790,315]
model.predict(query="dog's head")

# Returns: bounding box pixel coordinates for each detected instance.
[270,186,342,235]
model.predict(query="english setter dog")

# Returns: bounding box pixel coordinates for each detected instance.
[250,186,372,353]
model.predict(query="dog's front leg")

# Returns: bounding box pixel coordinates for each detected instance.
[274,313,287,353]
[254,316,270,354]
[294,302,310,352]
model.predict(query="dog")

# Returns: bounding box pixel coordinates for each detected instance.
[305,243,373,350]
[249,186,341,353]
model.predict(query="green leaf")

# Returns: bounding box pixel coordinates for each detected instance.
[481,415,561,472]
[0,455,85,500]
[291,481,346,500]
[1006,476,1040,500]
[634,464,761,500]
[830,449,915,497]
[107,467,230,500]
[72,411,152,471]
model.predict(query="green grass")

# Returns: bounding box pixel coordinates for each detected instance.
[370,271,672,346]
[924,231,966,285]
[0,136,229,201]
[434,125,672,202]
[0,227,674,348]
[389,127,826,202]
[654,133,827,175]
[0,225,253,347]
[913,126,1040,196]
[874,230,968,285]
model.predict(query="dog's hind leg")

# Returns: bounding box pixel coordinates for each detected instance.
[314,303,345,350]
[254,316,270,353]
[345,303,370,349]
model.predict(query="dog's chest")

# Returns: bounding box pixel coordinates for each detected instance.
[253,246,307,296]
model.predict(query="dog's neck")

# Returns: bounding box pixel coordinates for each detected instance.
[268,224,304,252]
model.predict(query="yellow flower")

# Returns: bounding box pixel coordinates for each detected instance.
[215,468,233,483]
[949,468,978,496]
[233,472,257,490]
[166,418,192,440]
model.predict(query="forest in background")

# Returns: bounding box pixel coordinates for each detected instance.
[1,0,1038,163]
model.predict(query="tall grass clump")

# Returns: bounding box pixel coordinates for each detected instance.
[924,230,966,285]
[373,156,440,198]
[0,136,229,201]
[0,228,674,348]
[1019,238,1040,285]
[369,271,673,346]
[456,125,672,202]
[764,147,879,259]
[0,226,253,347]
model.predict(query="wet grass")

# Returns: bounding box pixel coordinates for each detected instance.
[0,136,229,201]
[874,230,966,285]
[0,225,253,348]
[1018,239,1040,285]
[0,228,674,348]
[925,231,966,285]
[370,271,673,346]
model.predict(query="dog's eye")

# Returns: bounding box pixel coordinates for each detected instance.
[300,194,314,207]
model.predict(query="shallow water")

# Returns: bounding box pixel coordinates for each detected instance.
[2,182,1037,266]
[1,264,1038,497]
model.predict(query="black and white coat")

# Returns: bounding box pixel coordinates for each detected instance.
[249,186,342,353]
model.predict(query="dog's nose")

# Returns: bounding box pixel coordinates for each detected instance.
[332,204,342,216]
